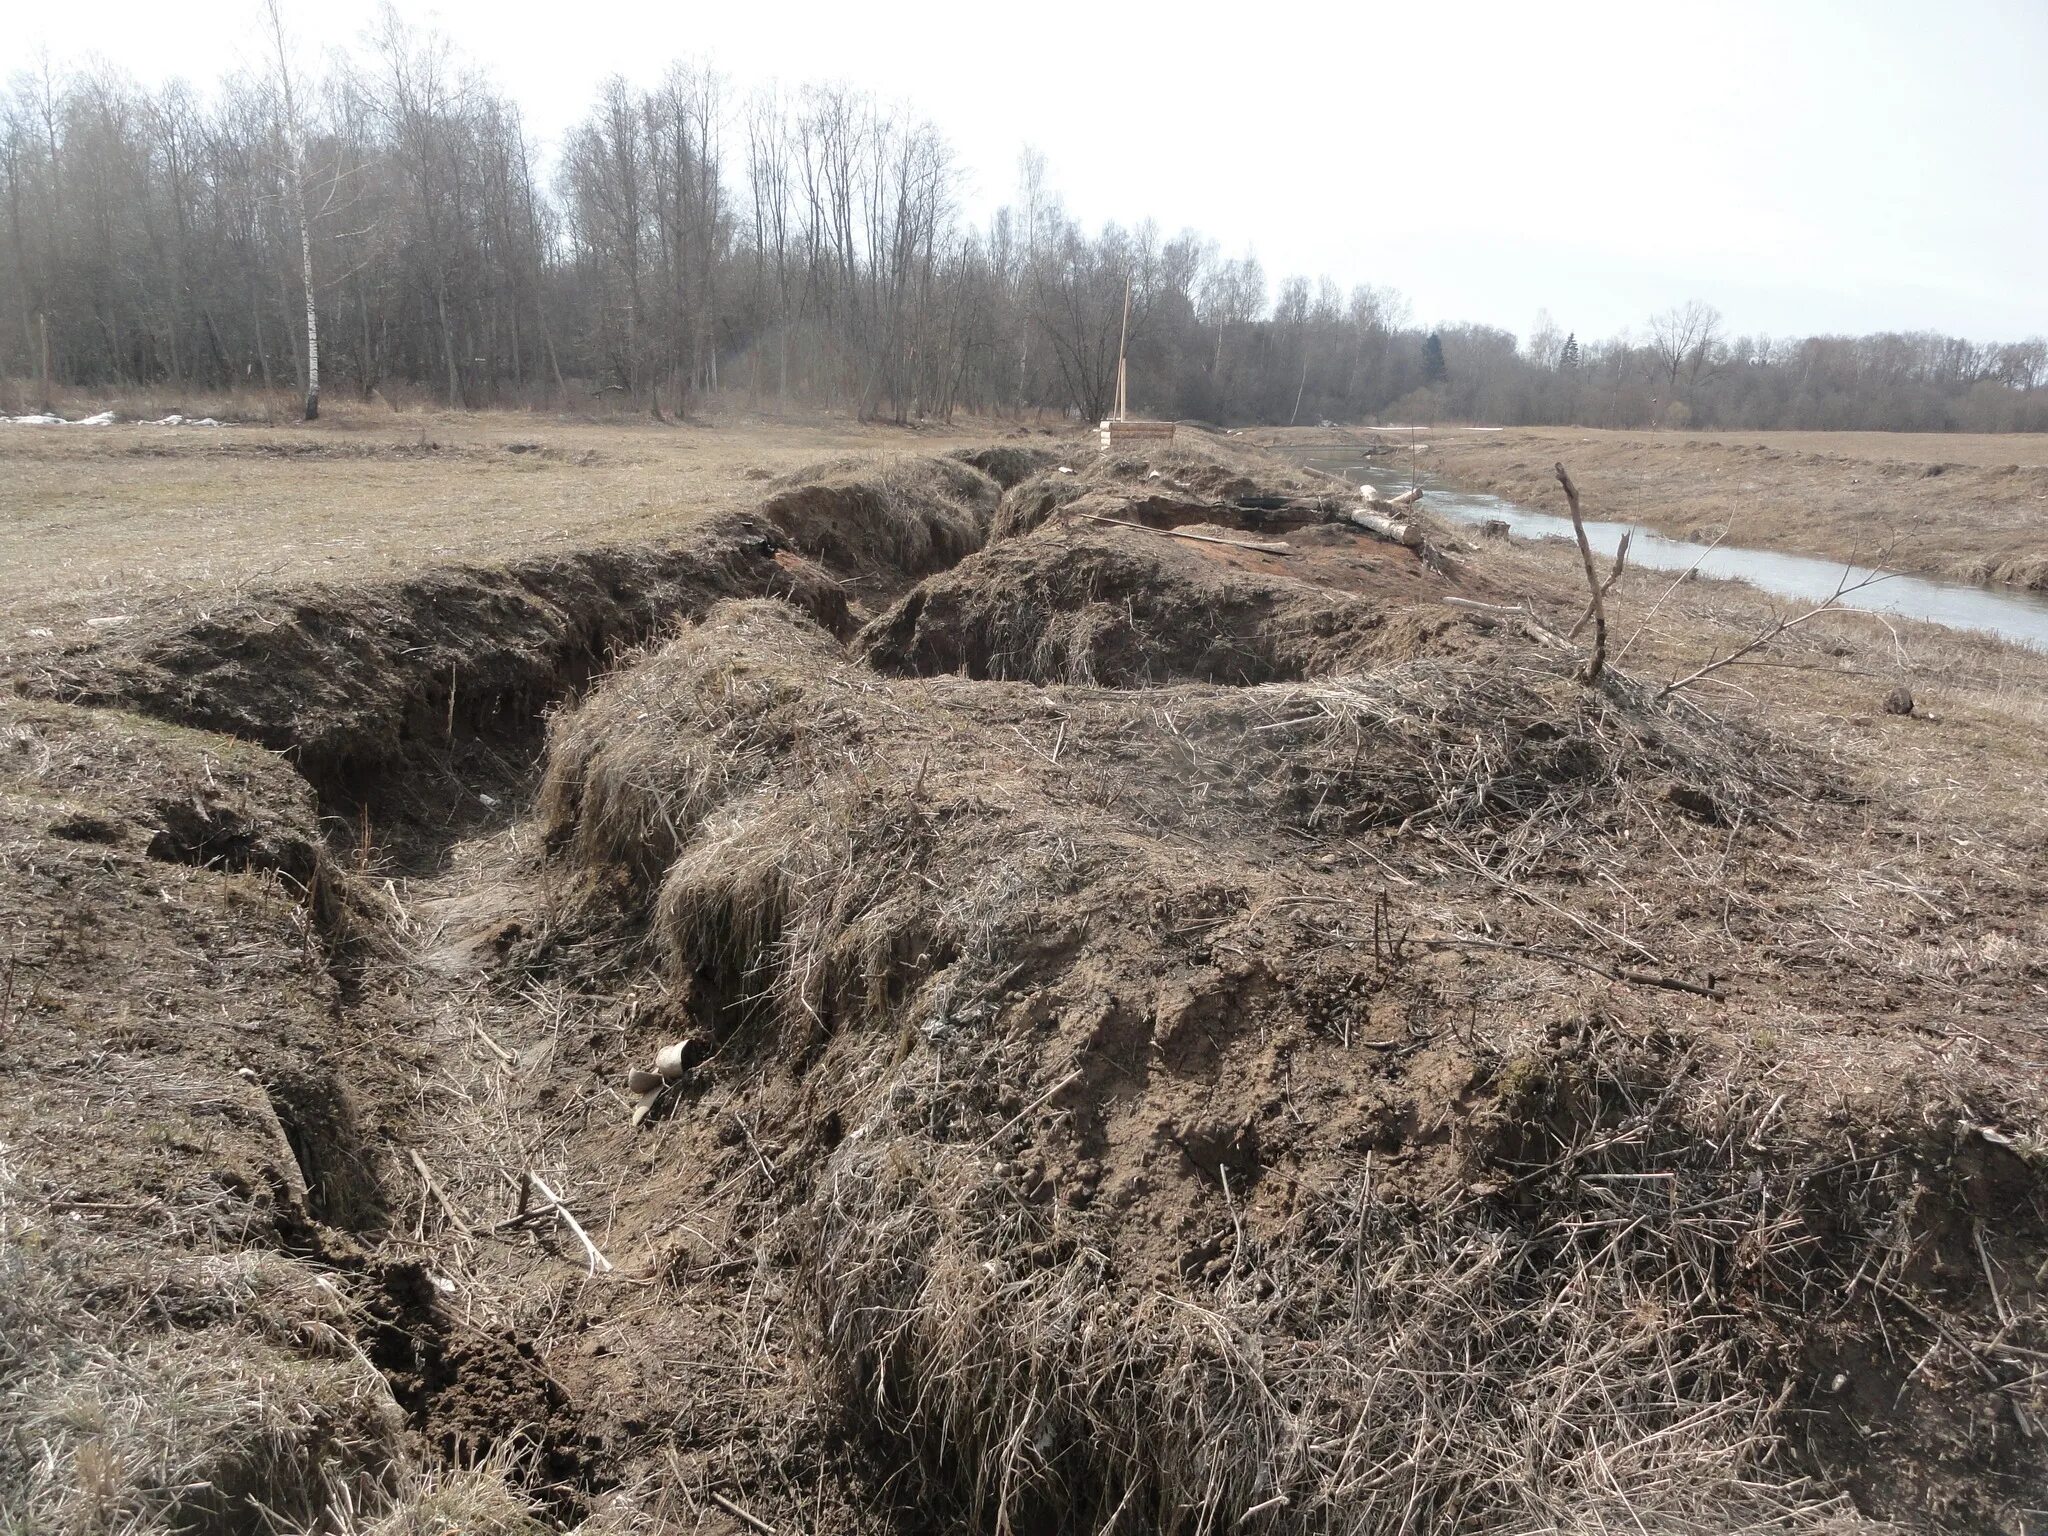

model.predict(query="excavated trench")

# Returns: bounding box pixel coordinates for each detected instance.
[6,442,2045,1535]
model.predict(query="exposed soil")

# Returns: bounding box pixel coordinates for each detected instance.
[3,425,2045,1536]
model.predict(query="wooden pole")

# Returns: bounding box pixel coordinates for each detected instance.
[1114,272,1133,421]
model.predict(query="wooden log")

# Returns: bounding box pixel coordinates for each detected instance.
[1076,512,1292,555]
[1342,509,1424,548]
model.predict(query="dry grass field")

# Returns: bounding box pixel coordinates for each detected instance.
[0,408,1007,648]
[3,411,2045,1536]
[1257,425,2048,591]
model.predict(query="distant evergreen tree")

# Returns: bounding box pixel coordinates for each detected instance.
[1560,332,1581,370]
[1422,331,1447,383]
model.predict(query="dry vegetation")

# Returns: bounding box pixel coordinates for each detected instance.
[1303,424,2048,590]
[0,405,1002,646]
[2,415,2044,1536]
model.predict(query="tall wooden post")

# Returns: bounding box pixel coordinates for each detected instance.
[1113,272,1132,422]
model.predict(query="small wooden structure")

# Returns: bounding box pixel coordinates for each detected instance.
[1100,272,1176,452]
[1100,418,1177,450]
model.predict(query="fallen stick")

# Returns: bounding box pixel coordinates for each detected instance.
[526,1171,615,1274]
[710,1492,777,1535]
[1075,512,1292,555]
[410,1150,473,1237]
[471,1017,516,1066]
[1441,596,1572,650]
[1419,933,1725,1000]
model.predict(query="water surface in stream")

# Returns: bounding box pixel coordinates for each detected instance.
[1296,452,2048,651]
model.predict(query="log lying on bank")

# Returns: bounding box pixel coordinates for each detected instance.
[1343,506,1425,547]
[1339,482,1428,547]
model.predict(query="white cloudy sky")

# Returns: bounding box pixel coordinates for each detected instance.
[17,0,2046,344]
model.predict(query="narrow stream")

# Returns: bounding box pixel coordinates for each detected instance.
[1295,452,2048,652]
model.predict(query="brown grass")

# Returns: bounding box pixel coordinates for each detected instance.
[0,407,1031,647]
[530,550,2044,1530]
[5,420,2046,1535]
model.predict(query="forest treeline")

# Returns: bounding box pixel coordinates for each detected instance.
[4,20,2045,431]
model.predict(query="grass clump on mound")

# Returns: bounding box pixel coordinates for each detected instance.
[990,434,1345,542]
[760,454,1001,590]
[857,522,1481,686]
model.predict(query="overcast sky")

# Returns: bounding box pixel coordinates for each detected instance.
[17,0,2046,345]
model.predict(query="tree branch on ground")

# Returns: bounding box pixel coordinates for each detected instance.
[1656,555,1895,700]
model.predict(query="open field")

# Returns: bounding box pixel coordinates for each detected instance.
[0,409,1011,650]
[3,416,2045,1535]
[1253,426,2048,592]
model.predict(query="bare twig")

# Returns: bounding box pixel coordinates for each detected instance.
[1657,557,1895,700]
[1420,933,1725,1000]
[1554,463,1607,684]
[1569,529,1631,640]
[1616,530,1725,663]
[710,1491,777,1534]
[409,1149,473,1237]
[1076,511,1292,556]
[526,1170,615,1274]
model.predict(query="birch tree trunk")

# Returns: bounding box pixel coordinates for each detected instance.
[267,0,319,420]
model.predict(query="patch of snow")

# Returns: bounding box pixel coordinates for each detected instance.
[4,410,116,425]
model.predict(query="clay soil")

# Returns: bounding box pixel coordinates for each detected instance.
[1253,425,2048,592]
[3,414,2046,1536]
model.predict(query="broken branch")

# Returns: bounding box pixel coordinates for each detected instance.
[525,1170,614,1274]
[1568,529,1630,640]
[1656,557,1895,700]
[409,1150,473,1236]
[1554,463,1607,685]
[1075,512,1291,556]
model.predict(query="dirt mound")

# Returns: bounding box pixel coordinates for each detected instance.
[524,581,2042,1531]
[946,442,1068,488]
[991,433,1346,542]
[7,430,2046,1536]
[758,454,999,591]
[858,521,1488,685]
[20,453,996,856]
[0,695,416,1532]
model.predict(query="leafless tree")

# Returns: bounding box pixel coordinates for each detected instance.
[1647,300,1723,419]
